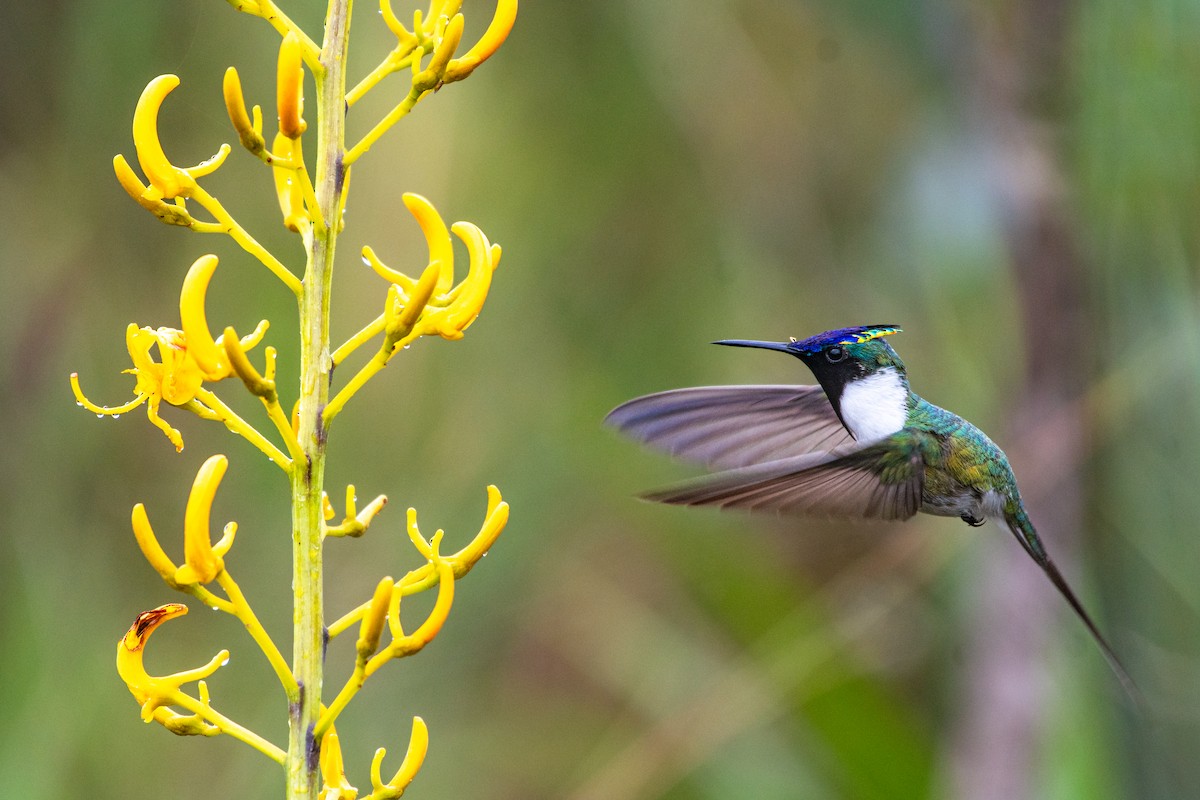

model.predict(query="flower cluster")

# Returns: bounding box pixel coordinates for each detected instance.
[77,1,517,797]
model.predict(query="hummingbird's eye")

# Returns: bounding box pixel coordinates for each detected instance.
[826,346,846,363]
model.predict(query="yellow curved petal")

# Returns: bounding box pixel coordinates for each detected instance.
[449,485,508,577]
[131,503,182,588]
[362,244,416,290]
[430,1,464,25]
[277,32,307,139]
[113,153,199,228]
[125,324,161,377]
[185,143,231,179]
[404,557,454,650]
[69,372,147,416]
[117,603,190,702]
[416,13,463,88]
[223,67,265,155]
[357,576,394,659]
[133,75,194,198]
[380,0,419,48]
[272,133,308,232]
[319,732,356,795]
[211,521,238,559]
[397,261,441,330]
[180,255,224,376]
[174,455,230,585]
[403,193,455,294]
[145,394,185,452]
[387,716,430,791]
[444,0,517,83]
[426,221,494,338]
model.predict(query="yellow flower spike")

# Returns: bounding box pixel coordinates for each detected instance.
[131,502,183,589]
[277,32,307,139]
[319,732,358,799]
[357,576,394,660]
[180,254,223,376]
[443,0,517,84]
[369,717,429,797]
[272,133,308,232]
[402,193,455,294]
[413,14,463,91]
[113,154,197,227]
[174,455,232,585]
[223,67,266,156]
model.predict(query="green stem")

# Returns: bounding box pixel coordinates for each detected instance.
[287,1,351,798]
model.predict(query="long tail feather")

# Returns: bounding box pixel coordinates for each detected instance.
[1005,515,1143,710]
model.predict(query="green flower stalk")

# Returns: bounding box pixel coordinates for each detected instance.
[76,1,516,797]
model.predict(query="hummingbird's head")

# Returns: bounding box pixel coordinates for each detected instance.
[716,325,909,442]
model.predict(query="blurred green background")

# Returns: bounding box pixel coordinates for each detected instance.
[2,0,1198,797]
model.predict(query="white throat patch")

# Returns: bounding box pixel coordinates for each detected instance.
[838,367,908,443]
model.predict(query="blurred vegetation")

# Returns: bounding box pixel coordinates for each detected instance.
[2,0,1197,797]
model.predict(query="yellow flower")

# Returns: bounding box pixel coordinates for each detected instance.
[175,454,237,585]
[363,193,502,348]
[116,604,227,732]
[71,255,268,451]
[368,717,429,798]
[130,75,230,199]
[277,32,307,139]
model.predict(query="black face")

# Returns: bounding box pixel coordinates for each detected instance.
[797,348,866,418]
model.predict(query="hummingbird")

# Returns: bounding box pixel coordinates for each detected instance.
[605,324,1137,700]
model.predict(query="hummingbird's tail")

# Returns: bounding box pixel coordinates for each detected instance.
[1003,509,1143,709]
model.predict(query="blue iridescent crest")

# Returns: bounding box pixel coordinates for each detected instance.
[789,325,901,354]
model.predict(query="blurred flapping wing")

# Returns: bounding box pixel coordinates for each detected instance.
[605,385,853,470]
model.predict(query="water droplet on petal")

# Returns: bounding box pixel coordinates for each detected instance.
[221,656,230,666]
[76,401,84,407]
[210,606,219,612]
[362,256,371,266]
[96,413,105,419]
[112,414,121,419]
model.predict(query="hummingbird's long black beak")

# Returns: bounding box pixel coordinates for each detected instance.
[713,339,796,353]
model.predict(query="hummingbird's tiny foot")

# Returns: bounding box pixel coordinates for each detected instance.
[961,513,986,527]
